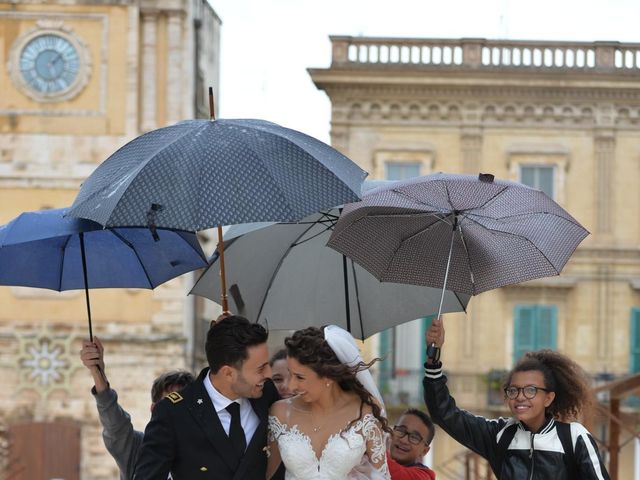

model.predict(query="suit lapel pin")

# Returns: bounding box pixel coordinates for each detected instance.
[197,398,203,405]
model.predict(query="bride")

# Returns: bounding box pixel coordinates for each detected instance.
[266,325,390,480]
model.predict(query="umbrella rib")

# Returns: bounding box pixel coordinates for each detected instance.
[77,123,208,210]
[291,211,338,247]
[469,211,588,232]
[255,221,319,321]
[463,216,562,275]
[391,186,453,213]
[377,213,454,278]
[349,259,366,341]
[347,211,453,224]
[456,223,477,296]
[108,229,156,288]
[469,184,511,211]
[58,235,73,291]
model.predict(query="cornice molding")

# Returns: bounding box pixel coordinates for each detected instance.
[330,96,640,129]
[323,84,640,103]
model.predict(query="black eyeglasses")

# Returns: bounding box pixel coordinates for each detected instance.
[392,426,425,445]
[504,385,551,400]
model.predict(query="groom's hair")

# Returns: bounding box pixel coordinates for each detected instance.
[205,315,268,373]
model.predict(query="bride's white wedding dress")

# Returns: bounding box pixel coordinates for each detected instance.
[268,413,390,480]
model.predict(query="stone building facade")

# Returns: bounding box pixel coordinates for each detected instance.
[310,36,640,479]
[0,1,220,478]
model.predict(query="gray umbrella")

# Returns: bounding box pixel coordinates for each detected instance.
[189,209,469,340]
[67,119,367,231]
[328,172,589,330]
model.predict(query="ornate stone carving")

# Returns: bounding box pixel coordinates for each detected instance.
[15,325,80,399]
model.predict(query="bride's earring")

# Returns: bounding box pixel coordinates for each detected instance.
[325,382,330,388]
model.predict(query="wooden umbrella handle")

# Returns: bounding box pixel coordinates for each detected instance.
[217,225,229,313]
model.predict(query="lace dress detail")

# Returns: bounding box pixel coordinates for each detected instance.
[268,413,390,480]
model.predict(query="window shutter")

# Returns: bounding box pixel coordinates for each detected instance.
[537,305,557,350]
[631,309,640,373]
[514,305,535,363]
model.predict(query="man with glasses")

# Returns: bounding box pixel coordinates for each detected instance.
[387,408,437,480]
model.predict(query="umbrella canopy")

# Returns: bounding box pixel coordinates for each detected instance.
[189,209,469,340]
[328,172,589,296]
[67,119,367,231]
[0,208,207,290]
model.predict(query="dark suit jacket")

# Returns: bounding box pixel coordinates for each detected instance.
[133,368,282,480]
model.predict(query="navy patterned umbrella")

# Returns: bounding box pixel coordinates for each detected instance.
[328,173,589,357]
[67,119,367,232]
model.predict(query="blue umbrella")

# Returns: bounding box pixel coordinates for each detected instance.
[0,208,207,340]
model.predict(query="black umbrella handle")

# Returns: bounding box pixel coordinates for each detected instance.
[79,232,94,342]
[426,343,441,363]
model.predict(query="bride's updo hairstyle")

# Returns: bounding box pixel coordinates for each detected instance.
[285,326,390,433]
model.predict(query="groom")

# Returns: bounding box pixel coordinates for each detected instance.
[133,315,282,480]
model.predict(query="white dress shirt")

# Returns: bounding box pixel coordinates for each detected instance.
[204,370,259,448]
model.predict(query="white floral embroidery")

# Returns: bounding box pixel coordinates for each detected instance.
[267,413,390,479]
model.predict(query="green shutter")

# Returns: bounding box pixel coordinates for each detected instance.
[514,306,535,363]
[537,305,557,350]
[631,309,640,373]
[379,329,392,392]
[514,305,557,364]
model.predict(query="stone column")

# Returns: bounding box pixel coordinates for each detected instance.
[125,6,140,136]
[597,264,612,359]
[166,10,184,125]
[461,127,483,174]
[331,36,351,66]
[140,11,158,131]
[594,128,615,235]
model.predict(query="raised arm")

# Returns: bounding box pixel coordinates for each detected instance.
[80,337,108,392]
[423,318,508,473]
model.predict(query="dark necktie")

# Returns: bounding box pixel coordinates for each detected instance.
[226,402,246,459]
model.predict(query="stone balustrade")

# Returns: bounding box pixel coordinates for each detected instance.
[330,36,640,71]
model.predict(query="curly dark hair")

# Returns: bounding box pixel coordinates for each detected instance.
[505,349,594,422]
[285,326,390,433]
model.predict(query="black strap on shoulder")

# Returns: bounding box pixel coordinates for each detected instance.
[495,423,518,475]
[555,421,578,477]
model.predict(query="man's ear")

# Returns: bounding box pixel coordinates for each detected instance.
[219,365,236,381]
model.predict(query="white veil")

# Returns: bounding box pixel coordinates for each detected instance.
[323,324,386,417]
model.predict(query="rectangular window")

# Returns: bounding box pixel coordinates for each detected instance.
[520,165,555,199]
[513,305,557,364]
[631,308,640,373]
[385,162,421,180]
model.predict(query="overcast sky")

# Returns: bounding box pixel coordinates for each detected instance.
[209,0,639,143]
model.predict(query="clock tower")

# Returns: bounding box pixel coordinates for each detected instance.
[0,1,221,478]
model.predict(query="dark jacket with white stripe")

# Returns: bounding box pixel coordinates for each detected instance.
[423,363,610,480]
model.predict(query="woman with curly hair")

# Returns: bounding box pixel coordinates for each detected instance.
[423,317,609,480]
[266,325,390,480]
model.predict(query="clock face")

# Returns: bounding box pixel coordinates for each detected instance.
[19,34,80,95]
